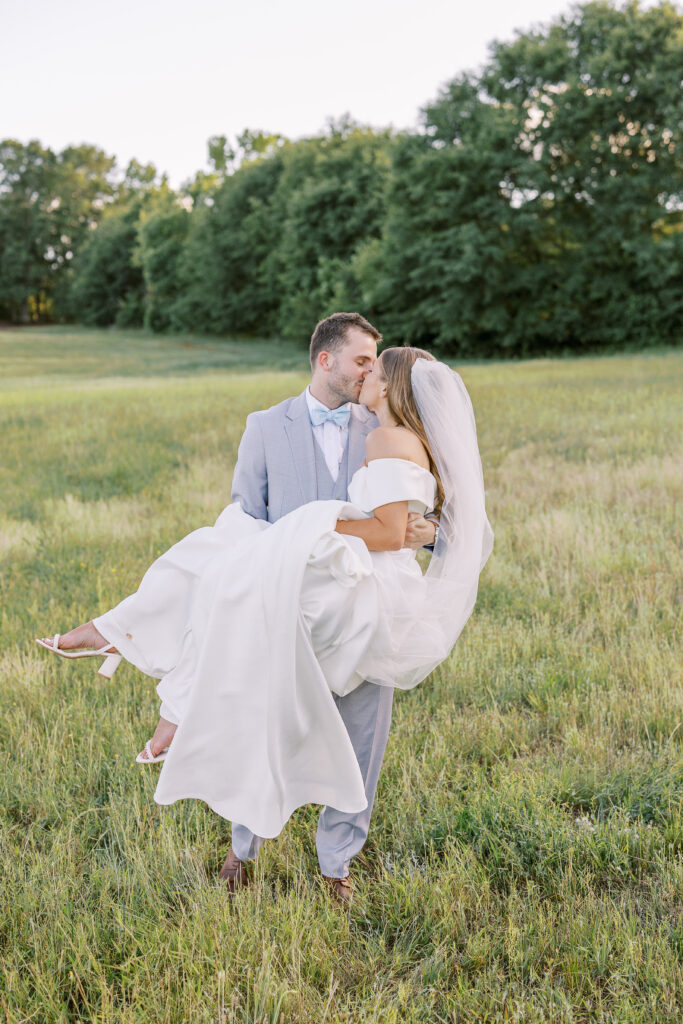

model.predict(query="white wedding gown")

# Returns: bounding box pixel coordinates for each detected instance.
[94,457,436,838]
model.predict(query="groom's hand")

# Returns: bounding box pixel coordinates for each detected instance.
[404,514,437,550]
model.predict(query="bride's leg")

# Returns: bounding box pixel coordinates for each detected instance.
[41,622,177,761]
[40,620,118,653]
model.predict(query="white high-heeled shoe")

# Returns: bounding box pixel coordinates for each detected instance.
[35,634,122,679]
[135,739,170,764]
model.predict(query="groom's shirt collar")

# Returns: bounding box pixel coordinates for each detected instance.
[305,386,351,420]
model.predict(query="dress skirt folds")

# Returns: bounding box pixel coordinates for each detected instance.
[94,459,437,839]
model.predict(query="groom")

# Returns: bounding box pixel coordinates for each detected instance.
[219,312,437,905]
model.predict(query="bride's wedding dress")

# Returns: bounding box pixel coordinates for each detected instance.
[94,457,437,838]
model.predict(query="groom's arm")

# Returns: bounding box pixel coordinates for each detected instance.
[231,413,269,521]
[405,513,438,550]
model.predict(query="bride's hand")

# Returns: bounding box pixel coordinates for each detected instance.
[403,514,437,550]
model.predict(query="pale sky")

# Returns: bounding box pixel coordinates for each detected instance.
[5,0,576,187]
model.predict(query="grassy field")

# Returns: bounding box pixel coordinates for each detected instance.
[0,326,681,1023]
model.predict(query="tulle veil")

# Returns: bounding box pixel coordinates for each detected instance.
[358,357,494,689]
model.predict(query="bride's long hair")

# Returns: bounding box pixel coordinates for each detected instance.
[379,346,445,516]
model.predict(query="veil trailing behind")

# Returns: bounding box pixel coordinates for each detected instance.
[357,358,494,690]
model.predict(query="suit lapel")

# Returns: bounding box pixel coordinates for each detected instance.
[285,392,319,504]
[347,404,376,489]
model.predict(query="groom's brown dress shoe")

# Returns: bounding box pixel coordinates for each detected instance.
[219,847,252,894]
[321,874,353,907]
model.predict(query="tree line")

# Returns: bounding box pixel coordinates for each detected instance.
[1,1,681,357]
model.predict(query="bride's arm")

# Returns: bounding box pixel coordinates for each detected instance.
[335,500,409,552]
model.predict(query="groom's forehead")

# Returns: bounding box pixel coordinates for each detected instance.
[338,329,377,359]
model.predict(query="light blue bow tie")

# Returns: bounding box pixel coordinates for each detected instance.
[309,405,350,427]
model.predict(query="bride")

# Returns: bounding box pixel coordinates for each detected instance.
[36,347,493,839]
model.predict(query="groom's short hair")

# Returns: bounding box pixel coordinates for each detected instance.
[310,312,381,368]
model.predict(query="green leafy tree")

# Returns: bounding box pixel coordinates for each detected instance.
[0,140,54,321]
[273,121,394,340]
[119,159,160,198]
[236,129,286,162]
[375,0,683,354]
[173,151,287,335]
[371,84,527,353]
[69,200,145,327]
[135,187,190,332]
[0,139,116,321]
[484,0,683,350]
[68,159,165,327]
[166,202,220,333]
[8,1,680,355]
[183,136,235,207]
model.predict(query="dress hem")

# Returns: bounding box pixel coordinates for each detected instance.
[153,790,369,839]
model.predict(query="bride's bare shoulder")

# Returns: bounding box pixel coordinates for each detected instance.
[366,426,430,468]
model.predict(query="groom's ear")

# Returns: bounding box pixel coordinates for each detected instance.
[318,351,333,372]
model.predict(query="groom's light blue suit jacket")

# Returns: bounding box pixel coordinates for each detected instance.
[231,390,378,522]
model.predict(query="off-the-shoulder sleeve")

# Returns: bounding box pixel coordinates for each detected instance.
[348,458,436,514]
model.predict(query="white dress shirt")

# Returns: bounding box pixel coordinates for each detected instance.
[305,387,350,482]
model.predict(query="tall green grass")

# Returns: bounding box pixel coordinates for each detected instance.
[1,327,681,1022]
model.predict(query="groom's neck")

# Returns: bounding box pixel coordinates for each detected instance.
[308,380,347,410]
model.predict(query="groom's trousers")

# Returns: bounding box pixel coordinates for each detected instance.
[231,678,395,878]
